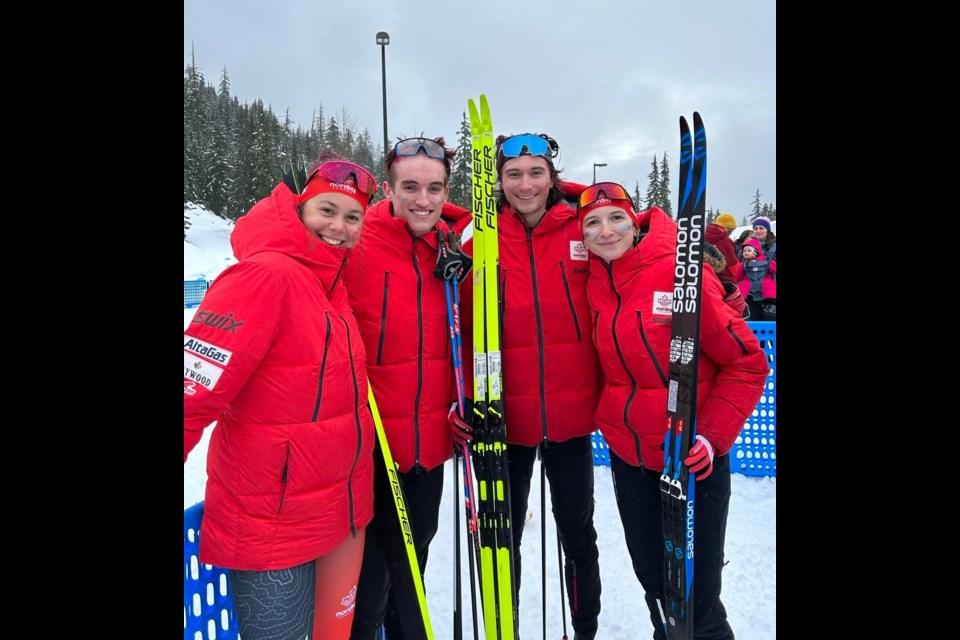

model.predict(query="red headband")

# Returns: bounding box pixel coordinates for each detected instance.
[299,177,370,210]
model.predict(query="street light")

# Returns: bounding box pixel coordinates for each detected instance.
[592,162,607,184]
[376,31,390,160]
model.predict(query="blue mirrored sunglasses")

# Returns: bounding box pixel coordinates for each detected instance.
[499,134,550,158]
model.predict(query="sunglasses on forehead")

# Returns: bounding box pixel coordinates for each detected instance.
[306,160,379,199]
[497,134,551,158]
[577,182,631,210]
[393,138,446,161]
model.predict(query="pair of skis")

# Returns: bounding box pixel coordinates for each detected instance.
[468,94,518,640]
[660,112,707,640]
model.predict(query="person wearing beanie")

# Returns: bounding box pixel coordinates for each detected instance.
[734,228,754,259]
[734,238,777,321]
[185,155,380,640]
[751,216,777,261]
[578,183,767,640]
[716,212,737,230]
[458,132,604,640]
[343,136,473,639]
[706,213,739,285]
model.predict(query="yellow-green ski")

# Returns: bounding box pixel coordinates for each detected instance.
[468,94,517,640]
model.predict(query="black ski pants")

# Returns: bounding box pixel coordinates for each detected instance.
[610,451,734,640]
[350,463,445,640]
[509,435,602,639]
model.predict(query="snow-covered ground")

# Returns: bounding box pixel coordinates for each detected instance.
[183,206,776,639]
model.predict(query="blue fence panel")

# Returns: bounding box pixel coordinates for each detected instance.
[730,321,776,477]
[591,321,776,477]
[184,502,239,640]
[184,280,211,309]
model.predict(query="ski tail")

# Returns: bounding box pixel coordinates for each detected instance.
[368,386,434,640]
[660,112,707,640]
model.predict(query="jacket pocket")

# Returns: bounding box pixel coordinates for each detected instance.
[277,444,291,514]
[377,272,390,365]
[559,261,582,341]
[636,311,667,387]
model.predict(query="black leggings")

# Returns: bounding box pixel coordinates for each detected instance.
[610,452,734,640]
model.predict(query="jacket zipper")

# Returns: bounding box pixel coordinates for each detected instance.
[526,228,549,442]
[559,260,582,341]
[413,239,424,471]
[605,264,643,467]
[377,273,389,365]
[635,311,667,387]
[278,445,291,513]
[341,315,361,535]
[311,316,332,420]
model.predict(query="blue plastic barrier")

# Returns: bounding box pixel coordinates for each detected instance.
[184,502,238,640]
[590,321,776,477]
[730,321,776,477]
[184,279,213,309]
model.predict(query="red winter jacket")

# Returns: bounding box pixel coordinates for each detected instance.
[460,188,601,446]
[705,223,738,285]
[343,199,464,472]
[184,182,374,571]
[586,207,768,471]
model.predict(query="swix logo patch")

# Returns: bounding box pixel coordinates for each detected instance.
[183,352,224,391]
[191,310,245,333]
[570,240,589,261]
[653,291,673,316]
[184,337,233,365]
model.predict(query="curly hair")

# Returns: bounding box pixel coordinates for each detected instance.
[494,133,566,213]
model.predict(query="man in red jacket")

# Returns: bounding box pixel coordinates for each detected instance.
[462,133,604,640]
[344,136,471,639]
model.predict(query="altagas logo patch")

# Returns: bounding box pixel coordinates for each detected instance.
[184,337,233,365]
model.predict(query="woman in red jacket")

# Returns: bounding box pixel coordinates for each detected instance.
[492,133,603,640]
[578,183,768,640]
[184,157,379,640]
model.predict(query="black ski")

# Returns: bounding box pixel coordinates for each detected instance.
[659,112,707,640]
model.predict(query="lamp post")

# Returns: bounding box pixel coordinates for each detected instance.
[592,162,607,184]
[376,31,390,160]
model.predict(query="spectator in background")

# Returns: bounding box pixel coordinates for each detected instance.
[706,213,739,285]
[751,216,776,261]
[734,228,753,259]
[704,242,748,319]
[734,238,777,321]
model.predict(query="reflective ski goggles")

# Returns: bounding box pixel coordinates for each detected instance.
[306,160,379,198]
[300,160,379,207]
[497,134,550,158]
[577,181,639,226]
[393,138,447,161]
[577,182,631,209]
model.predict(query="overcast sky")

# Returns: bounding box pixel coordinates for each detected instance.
[184,0,776,219]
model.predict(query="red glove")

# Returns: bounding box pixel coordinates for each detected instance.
[684,435,715,480]
[448,402,473,451]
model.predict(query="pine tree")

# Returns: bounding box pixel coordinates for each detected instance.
[448,111,472,210]
[742,215,749,226]
[326,116,342,154]
[751,189,763,218]
[646,154,660,211]
[658,151,672,217]
[633,181,643,212]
